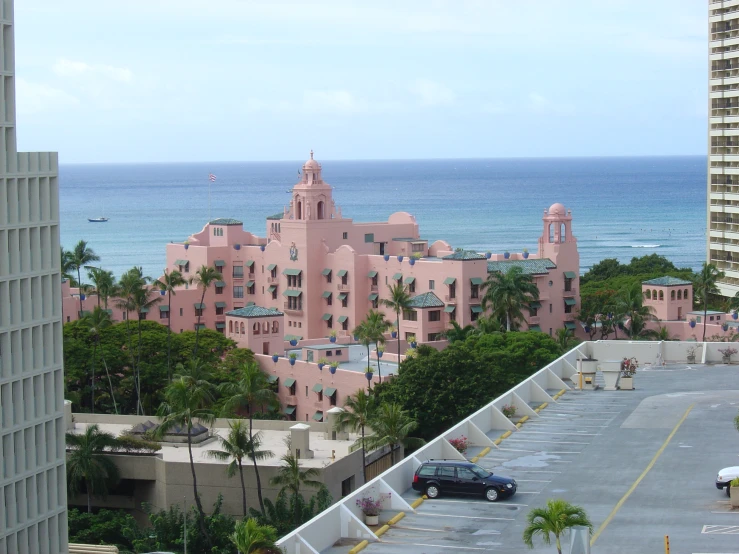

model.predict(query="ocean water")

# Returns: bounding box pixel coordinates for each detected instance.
[59,156,707,279]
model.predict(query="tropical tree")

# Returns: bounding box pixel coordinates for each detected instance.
[61,246,76,283]
[380,282,412,363]
[476,314,505,334]
[113,267,143,410]
[270,452,323,527]
[481,266,539,332]
[131,273,161,413]
[66,424,121,513]
[522,498,593,554]
[694,262,725,342]
[219,362,278,515]
[67,240,100,317]
[554,327,579,352]
[364,402,425,464]
[189,265,223,358]
[231,518,278,554]
[206,420,257,516]
[614,284,655,340]
[86,267,116,309]
[154,269,187,380]
[84,307,114,413]
[156,370,216,547]
[353,309,391,382]
[335,389,376,482]
[443,320,477,343]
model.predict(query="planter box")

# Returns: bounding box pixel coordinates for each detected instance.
[619,376,633,390]
[687,356,696,364]
[580,359,598,373]
[731,486,739,508]
[365,514,379,526]
[723,356,732,364]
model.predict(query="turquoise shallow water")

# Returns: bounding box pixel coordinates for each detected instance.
[59,156,706,279]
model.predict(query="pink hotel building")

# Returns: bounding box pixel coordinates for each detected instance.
[64,152,582,347]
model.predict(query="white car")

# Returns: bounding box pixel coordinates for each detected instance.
[716,466,739,495]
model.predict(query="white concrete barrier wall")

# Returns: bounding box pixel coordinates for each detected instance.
[276,340,698,550]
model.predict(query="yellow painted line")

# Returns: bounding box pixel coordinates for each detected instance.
[388,512,405,525]
[479,446,491,457]
[590,404,694,547]
[349,539,369,554]
[375,524,390,537]
[410,497,424,509]
[501,430,512,439]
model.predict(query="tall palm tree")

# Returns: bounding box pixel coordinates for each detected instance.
[481,266,539,332]
[131,275,161,414]
[86,267,114,309]
[219,362,278,515]
[364,402,425,464]
[443,320,478,343]
[380,282,412,363]
[231,518,278,554]
[84,307,113,414]
[206,420,254,516]
[61,247,76,283]
[68,240,100,318]
[65,424,121,513]
[694,262,725,342]
[189,265,223,358]
[114,267,143,410]
[522,498,593,554]
[614,284,655,340]
[354,309,391,382]
[154,269,187,380]
[156,372,215,548]
[335,389,376,482]
[270,452,322,526]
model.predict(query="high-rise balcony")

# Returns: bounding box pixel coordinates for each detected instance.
[337,283,350,291]
[445,295,457,303]
[283,302,303,315]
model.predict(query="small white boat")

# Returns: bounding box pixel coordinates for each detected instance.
[88,217,109,223]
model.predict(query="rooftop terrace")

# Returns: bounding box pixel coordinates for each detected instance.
[278,340,739,553]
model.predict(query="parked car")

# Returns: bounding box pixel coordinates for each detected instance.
[412,460,516,502]
[716,466,739,496]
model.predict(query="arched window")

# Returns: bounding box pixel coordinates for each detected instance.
[253,322,260,335]
[213,228,216,236]
[272,321,279,333]
[684,288,689,299]
[659,290,664,301]
[671,290,675,300]
[262,321,269,333]
[560,223,566,243]
[548,224,554,243]
[240,322,245,334]
[297,200,302,220]
[645,289,651,300]
[317,200,325,220]
[653,289,657,299]
[677,290,682,300]
[229,321,233,333]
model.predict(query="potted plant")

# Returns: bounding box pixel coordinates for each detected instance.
[317,357,328,370]
[365,368,374,382]
[723,322,730,332]
[503,251,510,259]
[404,348,417,359]
[686,346,700,364]
[329,330,338,343]
[329,361,339,374]
[449,436,469,454]
[289,338,298,347]
[376,344,385,358]
[390,325,397,339]
[619,357,637,390]
[485,251,492,259]
[689,318,696,328]
[356,494,390,526]
[260,244,266,251]
[289,352,297,366]
[183,241,189,250]
[501,404,516,418]
[383,254,390,262]
[522,248,529,259]
[272,354,279,363]
[719,347,737,364]
[397,255,404,262]
[731,478,739,508]
[408,334,417,349]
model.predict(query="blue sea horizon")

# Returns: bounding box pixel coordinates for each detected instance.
[59,155,707,279]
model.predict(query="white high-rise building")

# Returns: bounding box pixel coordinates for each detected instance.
[709,1,739,295]
[0,0,67,552]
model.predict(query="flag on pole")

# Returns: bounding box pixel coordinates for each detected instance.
[209,173,217,182]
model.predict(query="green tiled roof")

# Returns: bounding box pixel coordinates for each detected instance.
[215,280,226,287]
[193,303,205,309]
[159,305,170,312]
[245,260,255,267]
[283,378,296,388]
[209,218,243,225]
[283,268,302,276]
[266,212,283,220]
[194,323,206,330]
[312,411,324,422]
[267,374,278,383]
[642,276,693,286]
[226,305,283,318]
[392,273,403,280]
[283,289,302,297]
[563,271,576,279]
[246,280,255,287]
[487,258,557,275]
[174,259,188,266]
[337,293,348,300]
[325,387,337,396]
[564,322,576,330]
[139,307,149,313]
[215,322,225,329]
[267,285,277,293]
[528,301,542,309]
[443,250,485,261]
[443,277,456,285]
[284,405,296,414]
[267,264,277,271]
[312,384,323,393]
[392,237,417,241]
[368,293,378,301]
[564,298,577,306]
[408,292,444,308]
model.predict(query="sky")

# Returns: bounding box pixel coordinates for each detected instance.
[14,0,707,163]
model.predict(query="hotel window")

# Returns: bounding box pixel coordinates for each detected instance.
[179,308,183,316]
[233,265,244,278]
[342,318,349,331]
[326,316,333,329]
[271,288,278,300]
[429,280,435,290]
[471,308,480,322]
[341,272,348,285]
[287,274,302,288]
[215,284,224,295]
[470,284,479,299]
[370,297,378,309]
[326,294,333,306]
[194,306,204,317]
[336,349,342,355]
[408,280,416,293]
[343,232,348,239]
[233,286,244,298]
[403,309,417,321]
[564,277,573,292]
[288,381,296,396]
[530,306,538,317]
[371,274,378,287]
[216,305,224,315]
[325,270,332,284]
[247,283,255,295]
[139,311,148,320]
[271,266,278,279]
[160,310,168,320]
[341,294,348,308]
[429,310,441,322]
[248,262,255,275]
[564,302,573,314]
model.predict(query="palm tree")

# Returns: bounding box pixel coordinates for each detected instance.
[614,284,655,340]
[206,420,255,516]
[380,282,412,363]
[65,424,121,513]
[84,307,113,414]
[353,309,391,382]
[154,269,187,380]
[67,240,100,318]
[114,267,143,411]
[335,389,376,482]
[219,362,278,515]
[443,320,477,343]
[476,314,505,334]
[270,452,322,527]
[364,402,425,464]
[189,265,223,358]
[231,518,278,554]
[554,328,577,352]
[481,266,539,331]
[131,275,161,414]
[61,246,76,283]
[522,498,593,554]
[694,262,725,342]
[156,370,215,546]
[86,267,115,309]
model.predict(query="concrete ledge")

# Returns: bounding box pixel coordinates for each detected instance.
[349,539,369,554]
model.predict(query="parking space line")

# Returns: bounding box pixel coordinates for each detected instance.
[589,403,694,547]
[515,479,551,483]
[416,512,515,521]
[505,470,562,474]
[502,438,590,445]
[419,499,528,507]
[515,430,600,436]
[497,448,579,455]
[379,540,488,551]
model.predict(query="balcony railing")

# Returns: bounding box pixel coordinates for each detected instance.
[444,295,457,303]
[338,283,350,291]
[564,314,576,322]
[528,316,540,325]
[370,285,378,293]
[267,276,279,284]
[283,302,303,315]
[563,288,576,297]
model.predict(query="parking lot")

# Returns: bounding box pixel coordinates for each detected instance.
[323,363,739,553]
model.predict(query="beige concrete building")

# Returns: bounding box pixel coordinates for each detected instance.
[0,1,67,552]
[709,0,739,295]
[67,413,364,519]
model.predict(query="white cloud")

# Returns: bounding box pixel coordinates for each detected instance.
[410,79,455,107]
[16,78,80,115]
[53,58,133,83]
